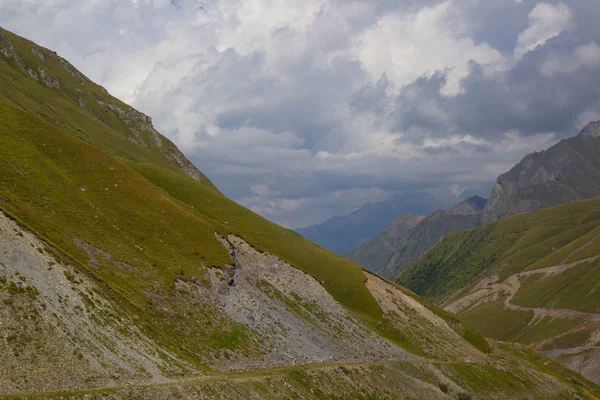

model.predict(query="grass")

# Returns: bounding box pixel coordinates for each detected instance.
[0,28,383,322]
[392,283,491,354]
[398,196,600,304]
[495,342,600,398]
[512,259,600,312]
[0,26,510,370]
[541,328,595,351]
[459,302,533,342]
[3,27,598,399]
[0,26,421,366]
[459,301,586,345]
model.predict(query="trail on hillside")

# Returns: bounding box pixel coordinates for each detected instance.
[0,360,443,399]
[446,255,600,320]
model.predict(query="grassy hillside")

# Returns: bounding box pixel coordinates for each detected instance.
[398,195,600,382]
[398,197,600,303]
[0,26,381,321]
[0,26,495,373]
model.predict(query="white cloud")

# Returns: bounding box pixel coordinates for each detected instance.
[515,2,573,59]
[540,41,600,76]
[354,1,503,96]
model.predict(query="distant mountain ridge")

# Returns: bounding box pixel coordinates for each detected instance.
[346,196,486,278]
[349,122,600,278]
[482,123,600,222]
[296,192,443,254]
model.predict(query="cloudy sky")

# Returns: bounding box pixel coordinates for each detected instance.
[1,0,599,227]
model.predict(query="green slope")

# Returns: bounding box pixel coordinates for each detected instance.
[397,195,600,382]
[398,197,600,303]
[0,26,380,321]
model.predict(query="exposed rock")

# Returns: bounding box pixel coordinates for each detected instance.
[0,212,192,394]
[482,125,600,222]
[38,68,60,88]
[194,233,413,367]
[579,120,600,138]
[447,195,487,215]
[31,46,44,60]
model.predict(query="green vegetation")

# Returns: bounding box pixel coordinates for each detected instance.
[3,26,600,399]
[393,284,491,354]
[0,27,381,323]
[398,196,600,303]
[496,342,600,395]
[542,328,594,351]
[459,302,585,344]
[513,259,600,312]
[459,302,533,342]
[0,27,504,373]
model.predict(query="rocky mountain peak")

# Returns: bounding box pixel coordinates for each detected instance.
[578,120,600,138]
[448,195,488,215]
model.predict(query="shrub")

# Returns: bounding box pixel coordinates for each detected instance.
[438,382,449,393]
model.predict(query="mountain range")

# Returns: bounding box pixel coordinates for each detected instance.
[481,124,600,222]
[348,124,600,279]
[346,196,486,278]
[296,192,443,254]
[3,26,596,399]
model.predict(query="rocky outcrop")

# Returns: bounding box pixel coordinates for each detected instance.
[448,195,487,215]
[482,121,600,222]
[579,120,600,138]
[198,234,413,367]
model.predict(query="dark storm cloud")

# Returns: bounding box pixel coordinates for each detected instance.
[386,37,600,141]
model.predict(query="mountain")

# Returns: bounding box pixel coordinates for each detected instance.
[347,196,486,279]
[1,27,598,399]
[482,125,600,222]
[296,192,442,254]
[351,124,600,279]
[397,196,600,383]
[344,213,425,274]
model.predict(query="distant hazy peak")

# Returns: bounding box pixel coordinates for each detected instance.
[448,195,488,215]
[579,120,600,138]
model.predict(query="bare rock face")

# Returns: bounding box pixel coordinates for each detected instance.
[0,212,192,394]
[447,195,487,215]
[579,120,600,138]
[197,234,413,367]
[482,124,600,222]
